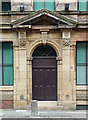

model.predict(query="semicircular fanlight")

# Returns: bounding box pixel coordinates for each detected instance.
[32,45,57,57]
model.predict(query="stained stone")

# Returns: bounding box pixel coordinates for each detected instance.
[31,100,38,116]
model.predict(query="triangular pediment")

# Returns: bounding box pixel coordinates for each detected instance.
[11,9,78,29]
[21,14,58,25]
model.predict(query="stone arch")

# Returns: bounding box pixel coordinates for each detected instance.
[27,40,62,104]
[28,40,61,60]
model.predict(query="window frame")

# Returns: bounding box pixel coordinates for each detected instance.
[0,42,13,86]
[78,0,87,11]
[76,41,88,85]
[2,2,11,12]
[87,1,88,10]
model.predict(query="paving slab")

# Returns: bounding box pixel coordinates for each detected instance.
[0,110,87,120]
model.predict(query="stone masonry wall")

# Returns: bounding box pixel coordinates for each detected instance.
[55,0,78,11]
[11,0,33,11]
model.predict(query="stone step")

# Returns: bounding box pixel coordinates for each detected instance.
[2,118,87,120]
[38,101,63,110]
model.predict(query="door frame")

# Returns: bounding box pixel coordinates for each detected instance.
[27,41,62,106]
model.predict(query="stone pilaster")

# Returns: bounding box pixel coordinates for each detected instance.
[57,57,63,109]
[14,45,27,109]
[26,58,32,108]
[62,33,76,110]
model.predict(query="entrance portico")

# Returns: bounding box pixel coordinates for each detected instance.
[12,9,76,110]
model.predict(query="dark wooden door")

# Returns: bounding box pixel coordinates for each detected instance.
[32,58,57,101]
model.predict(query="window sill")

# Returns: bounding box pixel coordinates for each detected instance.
[0,86,14,91]
[76,101,87,105]
[76,85,88,90]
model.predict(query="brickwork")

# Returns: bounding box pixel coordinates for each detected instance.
[0,100,13,109]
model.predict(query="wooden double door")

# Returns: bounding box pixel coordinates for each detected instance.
[32,58,57,101]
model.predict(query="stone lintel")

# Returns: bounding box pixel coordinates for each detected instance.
[32,25,58,30]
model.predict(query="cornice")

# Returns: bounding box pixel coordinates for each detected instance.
[0,10,88,16]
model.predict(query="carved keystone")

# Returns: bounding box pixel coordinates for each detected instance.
[41,32,47,45]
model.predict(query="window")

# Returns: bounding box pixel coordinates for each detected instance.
[2,2,11,12]
[20,3,24,12]
[76,42,88,85]
[0,42,13,86]
[76,105,88,110]
[34,0,54,11]
[78,0,87,11]
[32,45,57,57]
[65,3,69,11]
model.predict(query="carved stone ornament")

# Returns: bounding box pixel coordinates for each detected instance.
[62,32,71,39]
[19,40,26,46]
[78,15,87,22]
[63,39,70,46]
[13,41,19,47]
[18,32,26,39]
[41,32,47,45]
[76,91,88,100]
[20,95,24,100]
[18,32,27,46]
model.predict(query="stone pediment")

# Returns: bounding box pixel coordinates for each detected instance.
[11,9,78,29]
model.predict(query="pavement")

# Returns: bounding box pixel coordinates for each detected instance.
[0,109,87,120]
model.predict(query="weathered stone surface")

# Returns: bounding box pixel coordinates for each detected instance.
[0,2,88,110]
[0,91,13,100]
[31,100,38,116]
[11,0,33,11]
[0,16,11,24]
[0,100,13,109]
[78,15,88,22]
[55,1,77,11]
[76,90,88,100]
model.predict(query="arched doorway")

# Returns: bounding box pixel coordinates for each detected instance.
[32,45,57,101]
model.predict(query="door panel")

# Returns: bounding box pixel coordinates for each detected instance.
[32,69,45,100]
[33,58,56,67]
[45,68,57,101]
[32,58,57,101]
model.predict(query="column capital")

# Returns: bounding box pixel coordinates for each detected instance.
[27,57,33,65]
[56,56,62,61]
[27,57,33,61]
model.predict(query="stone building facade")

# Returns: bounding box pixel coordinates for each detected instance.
[0,0,88,110]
